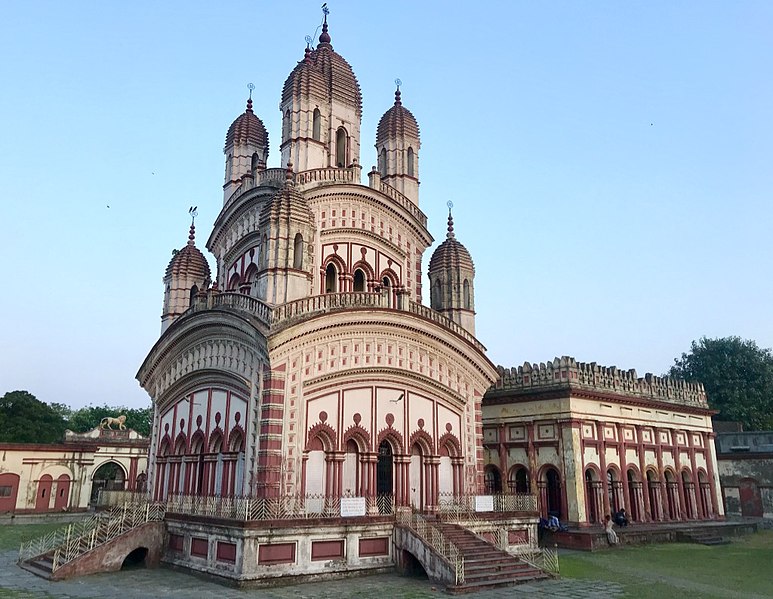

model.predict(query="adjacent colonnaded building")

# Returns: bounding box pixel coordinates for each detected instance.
[132,13,723,585]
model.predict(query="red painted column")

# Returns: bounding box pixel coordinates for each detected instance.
[704,432,721,519]
[617,423,632,518]
[655,428,669,520]
[687,435,704,519]
[636,425,652,521]
[672,431,687,520]
[597,421,611,518]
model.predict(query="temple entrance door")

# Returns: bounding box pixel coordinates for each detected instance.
[739,478,763,517]
[377,441,393,496]
[35,475,53,512]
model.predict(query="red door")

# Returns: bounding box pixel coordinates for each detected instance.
[35,475,53,512]
[739,478,763,517]
[0,473,20,512]
[54,474,71,510]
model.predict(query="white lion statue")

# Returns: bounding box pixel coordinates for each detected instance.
[100,414,127,430]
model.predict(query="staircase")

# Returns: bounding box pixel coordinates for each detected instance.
[18,502,165,580]
[677,530,730,546]
[438,523,549,593]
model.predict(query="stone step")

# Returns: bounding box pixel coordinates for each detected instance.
[447,571,550,594]
[19,560,53,580]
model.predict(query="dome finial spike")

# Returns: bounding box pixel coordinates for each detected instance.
[446,200,455,239]
[246,83,255,112]
[285,161,295,187]
[319,3,331,44]
[394,78,402,105]
[188,206,198,245]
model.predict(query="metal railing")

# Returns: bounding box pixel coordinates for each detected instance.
[161,492,395,521]
[396,511,465,585]
[19,502,165,572]
[437,492,538,521]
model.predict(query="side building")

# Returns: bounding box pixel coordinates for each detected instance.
[0,427,149,515]
[482,357,724,526]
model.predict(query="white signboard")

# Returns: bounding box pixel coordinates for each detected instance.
[475,495,494,512]
[340,496,367,517]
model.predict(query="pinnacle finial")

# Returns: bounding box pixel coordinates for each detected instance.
[446,200,455,239]
[246,83,255,112]
[188,206,198,245]
[394,78,402,106]
[319,3,331,45]
[285,161,295,187]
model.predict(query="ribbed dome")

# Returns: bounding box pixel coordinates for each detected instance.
[376,88,420,146]
[225,98,269,151]
[262,165,315,223]
[282,21,362,117]
[428,212,475,273]
[166,225,211,280]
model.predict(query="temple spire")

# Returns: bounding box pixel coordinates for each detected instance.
[446,201,455,239]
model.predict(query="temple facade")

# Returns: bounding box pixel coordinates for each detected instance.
[137,14,496,513]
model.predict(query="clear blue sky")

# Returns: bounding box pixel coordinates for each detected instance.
[1,1,771,410]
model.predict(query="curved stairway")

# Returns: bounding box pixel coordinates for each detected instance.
[439,523,549,593]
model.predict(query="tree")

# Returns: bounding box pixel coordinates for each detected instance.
[668,336,773,431]
[0,390,68,443]
[67,405,152,437]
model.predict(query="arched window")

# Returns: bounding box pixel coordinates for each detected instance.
[607,469,619,513]
[336,127,347,167]
[585,469,600,523]
[379,148,387,177]
[225,154,232,180]
[407,147,414,176]
[189,284,198,307]
[228,273,240,291]
[325,263,337,293]
[463,279,470,309]
[251,152,259,172]
[545,467,562,519]
[432,280,443,310]
[312,108,321,141]
[293,233,304,269]
[353,269,365,292]
[509,466,529,493]
[283,110,291,138]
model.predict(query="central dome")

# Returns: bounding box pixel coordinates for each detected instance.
[282,22,362,117]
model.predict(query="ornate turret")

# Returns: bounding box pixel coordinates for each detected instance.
[255,163,316,304]
[428,205,476,334]
[223,87,270,203]
[161,218,211,334]
[375,81,421,205]
[280,11,362,171]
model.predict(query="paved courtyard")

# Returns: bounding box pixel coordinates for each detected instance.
[0,550,623,599]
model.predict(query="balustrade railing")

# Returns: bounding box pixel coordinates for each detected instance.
[406,301,487,353]
[19,502,165,572]
[437,492,538,520]
[270,291,388,328]
[294,165,361,188]
[396,511,464,585]
[377,181,428,227]
[161,492,395,521]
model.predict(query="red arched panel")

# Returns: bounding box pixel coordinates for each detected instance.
[0,473,20,512]
[35,474,53,512]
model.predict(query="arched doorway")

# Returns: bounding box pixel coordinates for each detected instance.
[664,470,679,520]
[0,473,20,512]
[483,466,502,494]
[585,469,601,523]
[91,462,126,504]
[627,469,642,521]
[410,444,424,509]
[544,467,562,519]
[35,475,53,512]
[509,466,530,494]
[377,440,394,514]
[54,474,71,510]
[646,469,662,521]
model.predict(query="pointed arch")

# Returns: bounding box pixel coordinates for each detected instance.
[208,429,224,453]
[174,433,187,455]
[437,432,461,457]
[228,426,245,452]
[228,273,240,291]
[293,233,304,270]
[409,428,434,455]
[379,148,387,177]
[336,127,348,167]
[377,427,404,454]
[312,108,321,141]
[463,279,470,309]
[306,421,338,452]
[407,147,414,177]
[342,423,371,453]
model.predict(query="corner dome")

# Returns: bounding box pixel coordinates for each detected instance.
[262,165,315,223]
[376,88,420,146]
[428,212,474,273]
[225,98,269,151]
[282,21,362,117]
[166,225,211,280]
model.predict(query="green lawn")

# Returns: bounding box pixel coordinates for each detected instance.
[559,530,773,598]
[0,523,64,553]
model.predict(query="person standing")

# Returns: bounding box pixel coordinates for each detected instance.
[605,514,619,545]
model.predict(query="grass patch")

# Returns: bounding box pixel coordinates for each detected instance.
[0,523,65,552]
[559,530,773,598]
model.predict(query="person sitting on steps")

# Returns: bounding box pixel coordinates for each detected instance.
[614,508,629,527]
[605,514,619,545]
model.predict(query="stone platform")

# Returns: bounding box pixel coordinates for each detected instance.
[543,519,759,551]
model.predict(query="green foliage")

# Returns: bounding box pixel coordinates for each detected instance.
[0,391,151,443]
[0,391,68,443]
[668,336,773,430]
[67,404,152,437]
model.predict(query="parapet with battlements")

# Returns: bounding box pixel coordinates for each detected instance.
[489,356,709,409]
